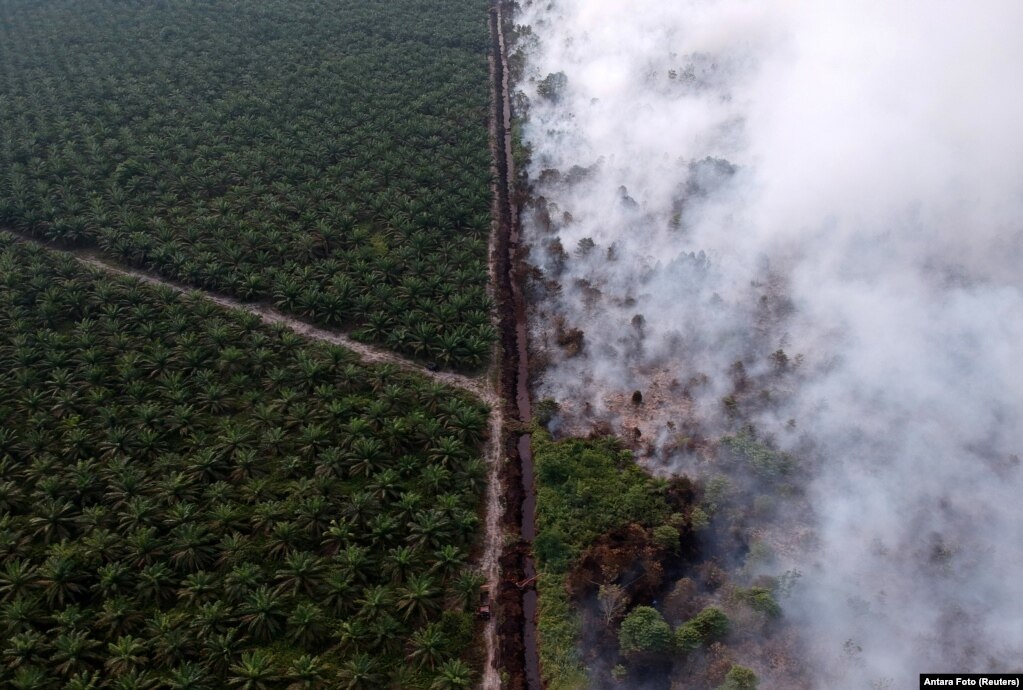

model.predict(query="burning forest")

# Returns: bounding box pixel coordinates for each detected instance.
[510,0,1023,688]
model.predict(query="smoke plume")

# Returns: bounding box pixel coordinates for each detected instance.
[515,0,1023,686]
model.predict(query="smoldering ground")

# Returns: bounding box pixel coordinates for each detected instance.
[514,0,1023,687]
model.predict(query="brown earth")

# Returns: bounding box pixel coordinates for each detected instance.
[488,0,542,687]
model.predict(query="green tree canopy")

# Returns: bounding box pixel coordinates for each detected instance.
[716,665,759,690]
[618,606,672,657]
[675,606,729,652]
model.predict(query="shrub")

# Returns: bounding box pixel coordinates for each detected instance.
[690,606,730,639]
[535,398,560,427]
[721,430,793,479]
[675,623,703,652]
[740,587,781,618]
[675,606,729,652]
[619,606,673,657]
[689,506,710,530]
[534,530,571,573]
[652,525,680,553]
[716,665,758,690]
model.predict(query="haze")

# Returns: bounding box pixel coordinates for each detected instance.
[516,0,1023,686]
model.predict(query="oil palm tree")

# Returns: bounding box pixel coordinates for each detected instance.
[190,600,233,639]
[274,551,324,598]
[345,438,389,478]
[228,650,279,690]
[166,661,211,690]
[285,654,328,690]
[148,613,190,667]
[109,669,158,690]
[407,510,452,550]
[65,670,103,690]
[3,630,47,671]
[95,596,144,639]
[396,574,440,623]
[203,628,244,675]
[320,572,355,617]
[430,545,466,579]
[429,659,473,690]
[286,601,326,648]
[337,653,382,690]
[0,560,36,602]
[105,635,148,676]
[1,596,43,635]
[450,570,486,612]
[35,553,86,607]
[239,586,285,642]
[406,623,447,670]
[10,666,54,690]
[51,629,100,676]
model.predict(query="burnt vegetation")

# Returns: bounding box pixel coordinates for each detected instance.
[531,416,812,690]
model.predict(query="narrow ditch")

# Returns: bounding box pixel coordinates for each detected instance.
[489,1,542,688]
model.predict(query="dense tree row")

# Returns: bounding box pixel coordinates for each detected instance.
[0,234,489,688]
[0,0,494,368]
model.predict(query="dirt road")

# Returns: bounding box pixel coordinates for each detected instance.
[3,239,493,404]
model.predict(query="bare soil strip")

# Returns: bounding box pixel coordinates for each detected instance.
[481,13,507,689]
[5,233,494,405]
[479,405,505,690]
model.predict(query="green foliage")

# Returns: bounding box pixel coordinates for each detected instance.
[0,237,488,685]
[674,623,704,652]
[651,524,680,553]
[535,572,587,690]
[675,606,729,652]
[689,506,710,530]
[532,428,673,687]
[702,475,732,516]
[741,540,774,573]
[0,0,494,369]
[618,606,672,657]
[691,606,731,638]
[720,429,793,479]
[510,115,532,174]
[737,587,782,618]
[437,611,475,656]
[533,529,572,573]
[716,665,759,690]
[532,428,671,572]
[534,398,560,427]
[429,658,474,690]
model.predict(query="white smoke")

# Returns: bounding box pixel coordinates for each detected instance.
[516,0,1023,687]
